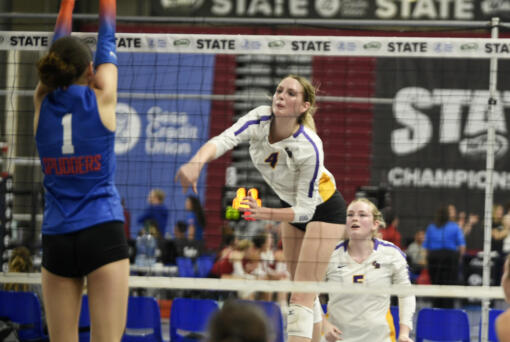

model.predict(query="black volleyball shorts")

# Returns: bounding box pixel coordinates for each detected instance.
[280,190,347,231]
[42,220,128,277]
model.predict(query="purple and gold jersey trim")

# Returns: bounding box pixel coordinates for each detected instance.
[233,115,271,136]
[297,127,320,198]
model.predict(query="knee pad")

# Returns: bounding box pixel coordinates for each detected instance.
[313,296,323,323]
[287,304,314,339]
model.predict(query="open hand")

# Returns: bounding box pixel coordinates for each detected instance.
[323,320,342,342]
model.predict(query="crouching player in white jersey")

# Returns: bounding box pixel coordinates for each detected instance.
[320,198,415,342]
[176,75,346,342]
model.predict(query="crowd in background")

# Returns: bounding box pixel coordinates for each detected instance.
[8,186,510,309]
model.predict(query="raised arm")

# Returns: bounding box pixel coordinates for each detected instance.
[93,0,118,131]
[34,0,75,133]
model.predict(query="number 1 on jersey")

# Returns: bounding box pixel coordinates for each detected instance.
[61,113,75,154]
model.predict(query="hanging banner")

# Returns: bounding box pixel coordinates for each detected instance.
[114,52,215,237]
[372,58,510,249]
[151,0,510,21]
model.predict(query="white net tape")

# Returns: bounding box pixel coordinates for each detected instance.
[0,272,503,299]
[1,31,510,59]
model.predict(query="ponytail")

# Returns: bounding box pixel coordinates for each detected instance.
[37,51,77,89]
[36,36,92,89]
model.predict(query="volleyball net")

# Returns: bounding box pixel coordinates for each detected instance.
[2,32,510,244]
[0,31,509,329]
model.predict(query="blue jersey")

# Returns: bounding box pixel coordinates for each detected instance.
[35,85,124,235]
[186,212,203,241]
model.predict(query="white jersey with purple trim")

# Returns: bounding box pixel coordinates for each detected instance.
[209,105,336,223]
[324,239,415,342]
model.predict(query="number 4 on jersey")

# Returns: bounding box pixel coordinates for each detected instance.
[264,152,278,168]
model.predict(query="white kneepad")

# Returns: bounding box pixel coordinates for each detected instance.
[287,304,314,339]
[313,297,323,323]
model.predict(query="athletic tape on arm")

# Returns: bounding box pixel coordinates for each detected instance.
[52,0,75,42]
[95,0,117,67]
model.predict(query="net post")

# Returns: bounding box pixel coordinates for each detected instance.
[480,16,500,342]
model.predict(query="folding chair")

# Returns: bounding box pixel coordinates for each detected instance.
[196,255,215,278]
[416,307,470,342]
[176,257,196,278]
[479,309,504,342]
[170,297,219,342]
[0,290,46,341]
[122,296,163,342]
[239,300,285,342]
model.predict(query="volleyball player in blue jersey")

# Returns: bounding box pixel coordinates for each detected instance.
[33,0,128,341]
[176,75,346,342]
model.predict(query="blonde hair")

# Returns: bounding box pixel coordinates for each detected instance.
[286,74,317,132]
[348,198,385,238]
[493,203,504,224]
[150,188,165,202]
[243,247,261,264]
[235,239,253,252]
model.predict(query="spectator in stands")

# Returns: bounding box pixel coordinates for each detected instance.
[160,221,204,265]
[448,203,479,236]
[424,205,466,308]
[493,202,510,284]
[380,207,402,248]
[252,231,290,304]
[214,240,265,300]
[3,246,34,292]
[213,224,237,265]
[406,229,427,276]
[174,220,203,260]
[254,231,290,281]
[497,254,510,340]
[492,203,507,252]
[211,240,263,276]
[137,188,168,237]
[134,221,160,267]
[185,195,206,241]
[208,300,269,342]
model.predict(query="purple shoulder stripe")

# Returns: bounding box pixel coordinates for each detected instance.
[374,239,406,258]
[300,129,320,198]
[234,115,271,136]
[335,240,348,251]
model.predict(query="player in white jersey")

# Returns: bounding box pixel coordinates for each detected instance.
[322,198,415,342]
[176,75,346,342]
